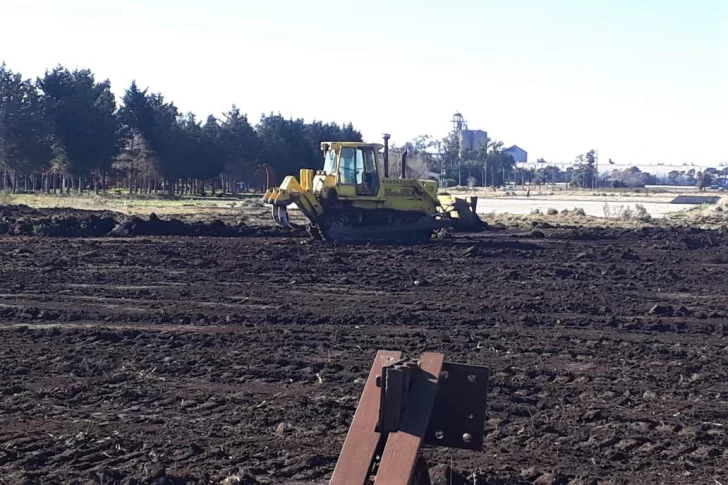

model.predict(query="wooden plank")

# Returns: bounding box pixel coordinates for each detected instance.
[329,350,402,485]
[374,352,445,485]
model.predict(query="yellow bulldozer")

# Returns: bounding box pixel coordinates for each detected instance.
[262,134,484,244]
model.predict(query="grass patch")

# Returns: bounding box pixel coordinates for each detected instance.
[0,192,273,225]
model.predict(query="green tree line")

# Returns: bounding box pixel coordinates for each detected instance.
[523,161,726,189]
[500,151,727,190]
[398,128,727,190]
[0,63,362,195]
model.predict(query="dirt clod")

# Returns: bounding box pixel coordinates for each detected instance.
[649,304,675,316]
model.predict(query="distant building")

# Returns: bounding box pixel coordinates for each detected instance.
[504,145,527,163]
[459,130,488,153]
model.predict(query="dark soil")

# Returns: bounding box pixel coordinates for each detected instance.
[0,208,727,485]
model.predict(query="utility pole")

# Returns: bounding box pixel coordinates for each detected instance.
[459,155,462,187]
[437,141,443,189]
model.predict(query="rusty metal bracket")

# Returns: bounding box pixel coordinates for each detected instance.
[329,351,402,485]
[376,358,417,434]
[329,351,489,485]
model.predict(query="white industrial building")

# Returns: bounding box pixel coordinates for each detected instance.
[504,145,527,163]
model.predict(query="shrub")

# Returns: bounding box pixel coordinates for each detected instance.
[572,207,587,217]
[605,203,651,222]
[634,203,651,221]
[546,208,558,216]
[603,203,625,218]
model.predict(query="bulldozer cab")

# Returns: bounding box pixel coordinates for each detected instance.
[322,143,380,197]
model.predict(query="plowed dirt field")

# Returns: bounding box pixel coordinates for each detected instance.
[1,207,726,485]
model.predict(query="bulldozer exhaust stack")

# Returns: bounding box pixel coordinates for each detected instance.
[383,133,390,178]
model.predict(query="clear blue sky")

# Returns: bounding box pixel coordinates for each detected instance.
[2,0,726,166]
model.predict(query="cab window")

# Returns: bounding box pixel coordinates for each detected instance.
[323,150,337,174]
[338,147,379,193]
[355,149,365,184]
[340,147,357,184]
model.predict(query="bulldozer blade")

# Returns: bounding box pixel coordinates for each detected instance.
[449,199,485,233]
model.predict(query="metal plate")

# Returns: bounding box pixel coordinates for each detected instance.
[424,362,489,451]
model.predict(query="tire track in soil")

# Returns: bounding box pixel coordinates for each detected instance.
[1,222,727,484]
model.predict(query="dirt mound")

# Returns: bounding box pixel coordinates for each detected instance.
[670,195,721,204]
[0,205,301,238]
[111,213,257,237]
[547,225,728,246]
